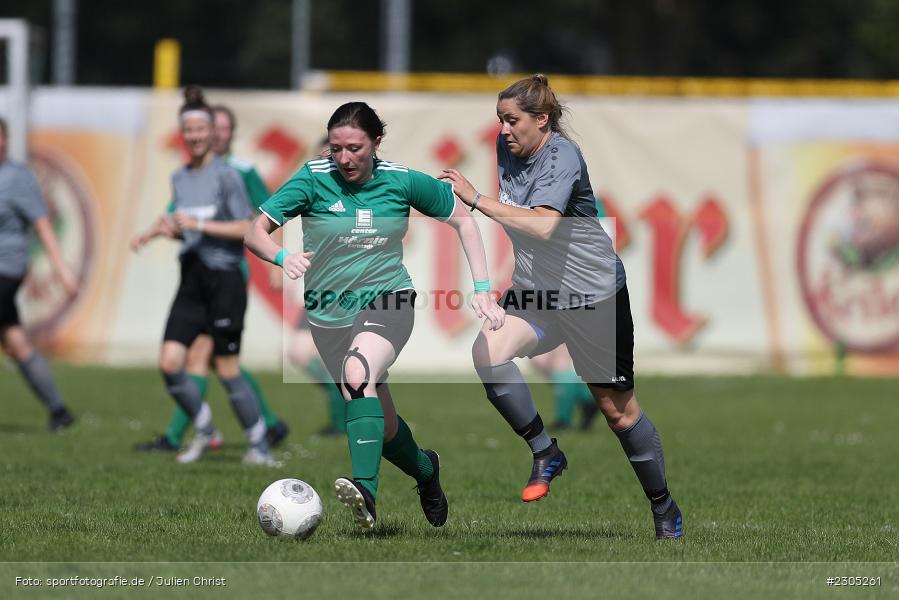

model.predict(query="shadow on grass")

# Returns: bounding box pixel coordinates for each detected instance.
[506,526,639,540]
[0,422,41,433]
[349,522,406,539]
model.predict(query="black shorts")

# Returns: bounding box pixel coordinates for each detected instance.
[500,285,635,390]
[309,290,416,384]
[163,255,247,356]
[0,275,23,328]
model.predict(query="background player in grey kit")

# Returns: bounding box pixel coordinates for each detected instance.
[0,116,78,431]
[440,74,683,539]
[131,87,276,466]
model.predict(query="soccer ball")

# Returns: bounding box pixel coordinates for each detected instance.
[256,479,323,540]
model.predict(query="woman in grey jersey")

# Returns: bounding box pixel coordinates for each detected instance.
[131,87,275,466]
[0,117,77,431]
[439,74,683,539]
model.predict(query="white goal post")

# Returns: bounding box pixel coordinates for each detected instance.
[0,19,30,162]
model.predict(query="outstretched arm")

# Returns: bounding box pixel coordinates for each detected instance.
[171,213,250,240]
[131,214,178,252]
[438,168,562,240]
[33,217,78,297]
[445,201,505,330]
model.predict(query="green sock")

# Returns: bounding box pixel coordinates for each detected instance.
[164,374,208,446]
[345,397,384,499]
[575,382,594,405]
[551,369,581,426]
[382,415,433,484]
[242,367,278,428]
[305,358,346,431]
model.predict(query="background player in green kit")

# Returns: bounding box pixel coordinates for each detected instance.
[132,87,277,466]
[134,103,290,454]
[245,102,505,530]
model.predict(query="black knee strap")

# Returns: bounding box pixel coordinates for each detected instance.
[341,346,370,399]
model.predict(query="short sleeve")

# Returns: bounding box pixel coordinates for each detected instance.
[259,164,315,225]
[528,143,581,213]
[222,167,253,220]
[407,169,454,222]
[14,168,47,223]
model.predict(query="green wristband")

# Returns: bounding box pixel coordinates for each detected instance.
[473,279,491,293]
[274,249,288,267]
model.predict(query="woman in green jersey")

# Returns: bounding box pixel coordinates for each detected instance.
[246,101,504,530]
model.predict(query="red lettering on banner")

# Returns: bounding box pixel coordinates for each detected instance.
[693,195,729,258]
[165,131,189,161]
[430,134,468,334]
[255,127,305,192]
[639,195,729,344]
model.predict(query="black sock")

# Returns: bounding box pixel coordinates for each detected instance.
[615,411,672,514]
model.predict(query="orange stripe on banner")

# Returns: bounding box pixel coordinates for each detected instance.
[747,148,785,373]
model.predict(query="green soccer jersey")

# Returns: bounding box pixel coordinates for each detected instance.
[260,158,455,327]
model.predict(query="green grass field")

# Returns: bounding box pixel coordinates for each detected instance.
[2,365,898,598]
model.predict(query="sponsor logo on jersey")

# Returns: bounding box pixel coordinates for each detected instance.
[355,209,372,228]
[328,200,346,213]
[797,161,899,353]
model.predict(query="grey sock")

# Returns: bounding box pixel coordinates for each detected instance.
[221,375,267,451]
[163,371,213,435]
[18,352,64,412]
[477,361,552,453]
[615,411,672,514]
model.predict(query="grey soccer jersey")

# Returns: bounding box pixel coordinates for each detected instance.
[496,132,621,307]
[171,155,252,270]
[0,160,48,278]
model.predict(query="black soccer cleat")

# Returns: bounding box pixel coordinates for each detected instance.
[48,407,75,432]
[521,438,567,502]
[134,435,179,452]
[334,477,377,530]
[416,450,448,527]
[653,499,684,540]
[265,420,290,448]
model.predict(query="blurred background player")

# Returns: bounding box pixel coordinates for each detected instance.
[440,74,682,539]
[135,102,290,453]
[131,86,276,466]
[287,136,347,436]
[531,344,598,431]
[246,101,505,529]
[533,195,611,432]
[0,116,78,432]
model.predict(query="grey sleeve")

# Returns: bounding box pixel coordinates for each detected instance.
[221,168,253,220]
[15,168,48,223]
[528,144,581,214]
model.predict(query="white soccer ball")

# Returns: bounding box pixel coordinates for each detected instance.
[256,479,323,540]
